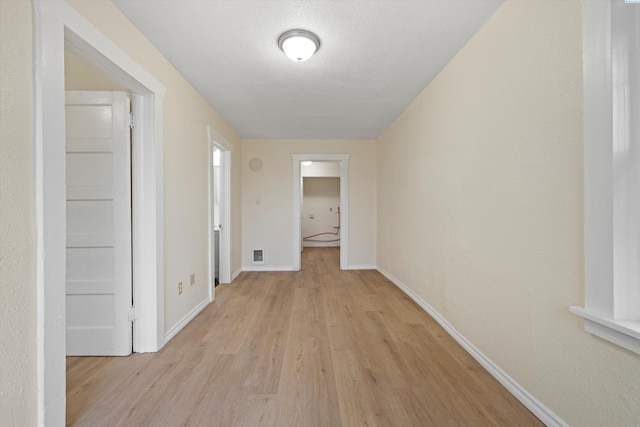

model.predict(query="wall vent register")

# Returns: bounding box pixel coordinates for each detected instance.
[253,249,264,265]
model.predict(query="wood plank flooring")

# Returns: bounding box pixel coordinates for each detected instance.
[67,247,542,426]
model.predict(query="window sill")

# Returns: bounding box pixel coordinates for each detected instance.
[570,306,640,355]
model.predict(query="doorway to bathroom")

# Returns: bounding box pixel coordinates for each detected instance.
[208,125,232,302]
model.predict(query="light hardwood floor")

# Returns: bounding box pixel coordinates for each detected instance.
[67,247,542,426]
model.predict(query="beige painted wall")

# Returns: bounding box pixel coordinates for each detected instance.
[65,50,125,91]
[242,139,376,269]
[0,1,37,426]
[65,0,243,331]
[377,1,640,425]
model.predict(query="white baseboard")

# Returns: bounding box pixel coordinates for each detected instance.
[164,297,209,344]
[242,265,294,272]
[347,264,377,270]
[231,267,242,282]
[377,267,568,427]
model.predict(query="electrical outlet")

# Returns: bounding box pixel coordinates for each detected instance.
[190,273,195,286]
[178,281,183,295]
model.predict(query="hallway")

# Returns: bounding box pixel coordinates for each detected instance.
[67,248,541,426]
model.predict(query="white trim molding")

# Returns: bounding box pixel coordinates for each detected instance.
[570,307,640,355]
[242,266,295,272]
[571,0,640,355]
[164,297,210,343]
[34,1,166,424]
[347,264,377,270]
[378,267,569,427]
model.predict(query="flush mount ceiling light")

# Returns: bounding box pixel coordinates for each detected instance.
[278,29,320,62]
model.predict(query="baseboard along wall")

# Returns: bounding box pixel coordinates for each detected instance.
[376,267,568,427]
[164,297,210,344]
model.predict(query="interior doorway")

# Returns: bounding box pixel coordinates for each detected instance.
[292,154,350,271]
[301,161,341,269]
[213,146,221,287]
[35,2,166,423]
[207,125,232,300]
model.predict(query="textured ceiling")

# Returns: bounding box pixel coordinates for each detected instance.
[113,0,503,139]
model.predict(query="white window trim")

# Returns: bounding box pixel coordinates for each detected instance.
[571,0,640,355]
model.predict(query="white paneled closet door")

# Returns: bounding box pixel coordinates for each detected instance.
[65,91,132,356]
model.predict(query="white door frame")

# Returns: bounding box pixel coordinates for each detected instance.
[292,154,350,270]
[34,2,166,425]
[207,125,232,294]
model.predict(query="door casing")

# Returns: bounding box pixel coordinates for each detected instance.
[34,2,166,424]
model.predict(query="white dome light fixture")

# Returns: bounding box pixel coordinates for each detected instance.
[278,29,320,62]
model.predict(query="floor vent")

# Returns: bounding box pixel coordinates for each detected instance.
[253,249,264,264]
